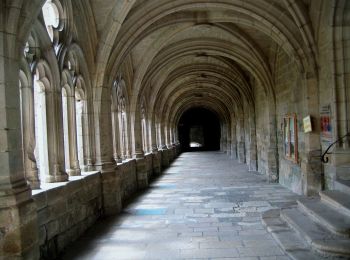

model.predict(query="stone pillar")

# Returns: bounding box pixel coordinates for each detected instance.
[159,123,169,168]
[248,108,258,171]
[225,123,231,156]
[131,111,144,159]
[150,120,161,175]
[231,115,238,159]
[94,89,121,215]
[20,74,40,189]
[0,27,39,259]
[151,118,159,153]
[82,99,95,171]
[237,118,246,163]
[166,125,175,163]
[65,93,81,176]
[266,101,279,182]
[111,108,122,163]
[44,88,69,182]
[130,110,149,188]
[147,120,153,153]
[300,76,322,195]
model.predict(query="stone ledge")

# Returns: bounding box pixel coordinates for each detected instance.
[31,171,101,196]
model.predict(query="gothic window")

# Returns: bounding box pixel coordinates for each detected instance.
[116,78,129,160]
[284,114,298,162]
[111,80,121,163]
[19,69,40,189]
[75,79,86,169]
[33,67,50,181]
[42,0,62,43]
[119,95,128,159]
[61,86,70,171]
[141,101,148,153]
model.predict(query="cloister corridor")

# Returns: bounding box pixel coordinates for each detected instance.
[60,152,300,260]
[2,1,350,259]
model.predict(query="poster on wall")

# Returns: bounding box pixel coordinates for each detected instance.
[320,104,332,144]
[303,115,312,133]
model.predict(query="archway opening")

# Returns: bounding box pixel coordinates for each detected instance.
[178,107,221,152]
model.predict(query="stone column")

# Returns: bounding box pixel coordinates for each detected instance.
[231,115,237,159]
[45,88,69,182]
[131,110,149,189]
[166,125,175,162]
[151,119,159,152]
[147,120,154,153]
[75,99,87,170]
[111,108,122,163]
[300,75,322,195]
[225,123,231,156]
[150,119,161,176]
[20,76,40,189]
[131,112,145,159]
[94,88,122,215]
[248,110,258,171]
[160,122,169,168]
[237,118,246,163]
[94,89,115,169]
[0,27,39,258]
[266,101,278,182]
[83,98,95,171]
[65,93,81,176]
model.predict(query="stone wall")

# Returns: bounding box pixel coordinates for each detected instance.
[119,159,138,202]
[32,172,102,259]
[144,153,154,182]
[31,147,178,259]
[253,47,307,193]
[274,48,305,194]
[315,0,350,190]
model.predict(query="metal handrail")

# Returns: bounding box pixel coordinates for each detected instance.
[321,132,350,163]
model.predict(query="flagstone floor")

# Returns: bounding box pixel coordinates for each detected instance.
[60,152,301,260]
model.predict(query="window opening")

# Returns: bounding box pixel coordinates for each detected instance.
[62,88,70,171]
[34,72,49,181]
[75,93,84,167]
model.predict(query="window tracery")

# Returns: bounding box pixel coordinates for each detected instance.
[116,76,129,160]
[42,0,63,44]
[141,100,148,153]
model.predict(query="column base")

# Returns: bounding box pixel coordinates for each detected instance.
[45,173,69,183]
[26,169,40,189]
[67,168,81,176]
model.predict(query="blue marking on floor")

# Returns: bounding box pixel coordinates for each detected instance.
[153,184,177,189]
[132,208,167,215]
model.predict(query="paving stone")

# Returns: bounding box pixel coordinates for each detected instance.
[61,152,298,259]
[238,246,285,257]
[180,248,240,258]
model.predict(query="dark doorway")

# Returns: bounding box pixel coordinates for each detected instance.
[178,107,221,151]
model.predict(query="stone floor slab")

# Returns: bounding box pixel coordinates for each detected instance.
[59,152,298,260]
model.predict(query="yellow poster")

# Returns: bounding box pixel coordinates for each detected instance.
[303,116,312,133]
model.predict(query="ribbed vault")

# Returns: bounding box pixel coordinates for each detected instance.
[90,0,317,143]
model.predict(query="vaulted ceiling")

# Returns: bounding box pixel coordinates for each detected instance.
[84,0,318,125]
